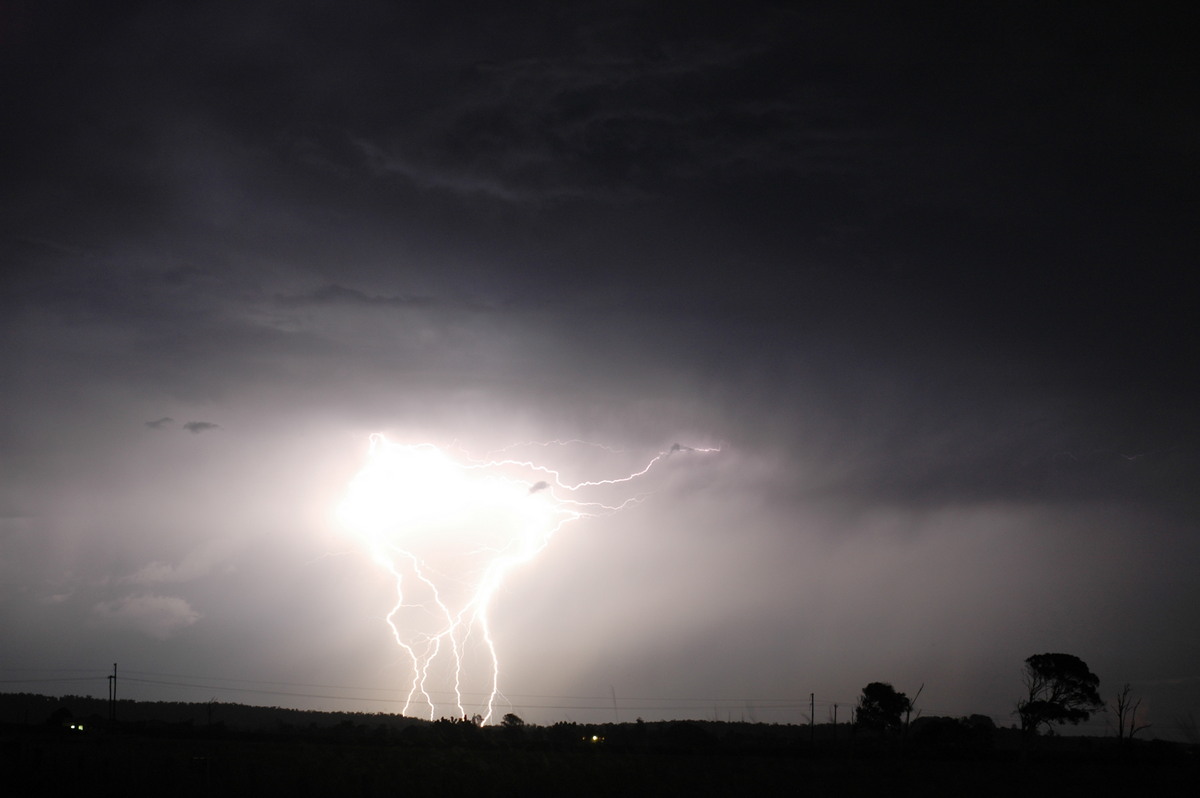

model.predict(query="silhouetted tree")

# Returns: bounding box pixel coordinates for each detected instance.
[1016,653,1102,735]
[911,714,996,751]
[1111,682,1150,741]
[855,682,909,734]
[501,713,524,728]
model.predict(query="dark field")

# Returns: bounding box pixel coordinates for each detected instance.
[6,727,1197,798]
[4,694,1195,796]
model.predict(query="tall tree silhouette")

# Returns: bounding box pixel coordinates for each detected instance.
[855,682,909,734]
[1016,653,1102,735]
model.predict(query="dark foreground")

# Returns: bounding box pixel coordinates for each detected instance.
[5,729,1197,798]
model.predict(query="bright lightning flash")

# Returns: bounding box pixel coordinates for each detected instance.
[337,433,717,723]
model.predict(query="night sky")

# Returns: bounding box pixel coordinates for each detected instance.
[2,2,1197,733]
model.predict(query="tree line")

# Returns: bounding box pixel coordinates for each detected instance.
[854,651,1150,741]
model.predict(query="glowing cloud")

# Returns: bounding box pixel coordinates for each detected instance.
[338,433,718,722]
[91,594,201,640]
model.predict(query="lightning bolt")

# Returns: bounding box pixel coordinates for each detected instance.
[337,433,718,723]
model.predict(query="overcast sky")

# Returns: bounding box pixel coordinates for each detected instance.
[2,1,1197,733]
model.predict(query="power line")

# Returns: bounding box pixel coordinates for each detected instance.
[6,666,846,708]
[117,671,825,704]
[0,668,1001,725]
[0,677,108,685]
[76,668,829,707]
[120,677,815,712]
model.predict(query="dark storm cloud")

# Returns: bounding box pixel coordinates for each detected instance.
[346,25,857,204]
[2,0,1192,505]
[183,421,220,434]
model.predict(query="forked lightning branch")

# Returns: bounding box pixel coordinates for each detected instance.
[337,433,718,723]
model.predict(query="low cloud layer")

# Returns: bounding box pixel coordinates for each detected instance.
[91,594,201,641]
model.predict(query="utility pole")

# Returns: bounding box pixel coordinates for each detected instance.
[810,693,815,743]
[108,663,117,728]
